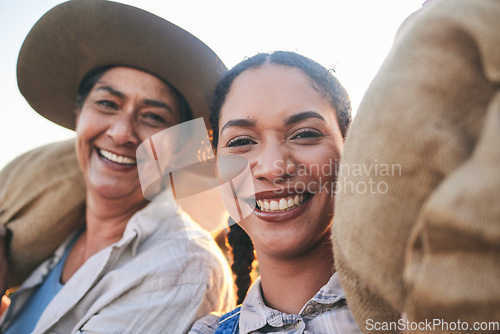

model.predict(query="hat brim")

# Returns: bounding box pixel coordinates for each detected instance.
[17,0,226,131]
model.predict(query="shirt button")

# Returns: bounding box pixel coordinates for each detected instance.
[305,304,315,315]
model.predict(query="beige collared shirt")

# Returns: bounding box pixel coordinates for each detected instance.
[1,190,235,333]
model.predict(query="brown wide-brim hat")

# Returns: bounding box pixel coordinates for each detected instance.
[17,0,226,131]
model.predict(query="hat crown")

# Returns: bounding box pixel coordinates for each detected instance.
[17,0,226,131]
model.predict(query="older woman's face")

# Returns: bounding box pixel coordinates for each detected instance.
[217,64,344,259]
[75,66,181,201]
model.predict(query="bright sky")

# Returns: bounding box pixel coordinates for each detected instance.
[0,0,424,169]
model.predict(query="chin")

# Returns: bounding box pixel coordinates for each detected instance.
[90,181,141,200]
[255,232,308,257]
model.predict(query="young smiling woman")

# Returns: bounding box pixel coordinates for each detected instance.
[190,51,361,334]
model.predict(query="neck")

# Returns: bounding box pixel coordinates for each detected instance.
[83,189,148,256]
[257,237,335,315]
[61,190,148,283]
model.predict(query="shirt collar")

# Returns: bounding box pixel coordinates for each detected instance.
[239,273,346,334]
[18,188,181,291]
[123,188,180,256]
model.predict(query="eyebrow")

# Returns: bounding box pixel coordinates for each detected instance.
[143,99,174,115]
[284,111,325,125]
[220,118,256,134]
[95,86,174,114]
[96,86,125,99]
[220,111,326,135]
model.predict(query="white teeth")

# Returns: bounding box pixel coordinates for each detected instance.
[279,198,287,210]
[99,149,136,165]
[257,194,307,212]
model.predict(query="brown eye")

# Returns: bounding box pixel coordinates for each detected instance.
[97,100,118,110]
[226,136,256,147]
[144,112,166,123]
[141,111,170,128]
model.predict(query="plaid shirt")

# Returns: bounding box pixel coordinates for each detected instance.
[190,273,361,334]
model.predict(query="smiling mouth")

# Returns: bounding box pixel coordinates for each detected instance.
[97,148,137,166]
[255,193,312,212]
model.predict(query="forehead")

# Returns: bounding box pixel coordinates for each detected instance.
[219,64,337,127]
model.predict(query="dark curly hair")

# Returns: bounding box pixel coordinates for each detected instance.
[210,51,352,303]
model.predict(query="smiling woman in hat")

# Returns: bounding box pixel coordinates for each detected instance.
[0,0,234,333]
[190,51,361,334]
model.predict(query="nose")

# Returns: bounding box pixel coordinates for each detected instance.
[106,114,139,146]
[251,142,296,184]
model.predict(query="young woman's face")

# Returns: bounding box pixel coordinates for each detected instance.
[217,64,344,259]
[75,66,181,202]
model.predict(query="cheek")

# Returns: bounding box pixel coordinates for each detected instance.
[236,216,259,242]
[76,110,107,140]
[294,144,341,199]
[73,133,88,175]
[299,148,340,180]
[139,128,166,144]
[74,111,103,166]
[75,109,90,135]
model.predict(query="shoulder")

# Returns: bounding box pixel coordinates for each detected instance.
[128,206,231,285]
[217,306,241,326]
[112,201,235,311]
[189,313,219,334]
[0,139,85,284]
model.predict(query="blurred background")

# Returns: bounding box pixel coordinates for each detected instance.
[0,0,423,169]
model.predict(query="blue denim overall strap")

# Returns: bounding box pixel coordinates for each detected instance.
[214,306,241,334]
